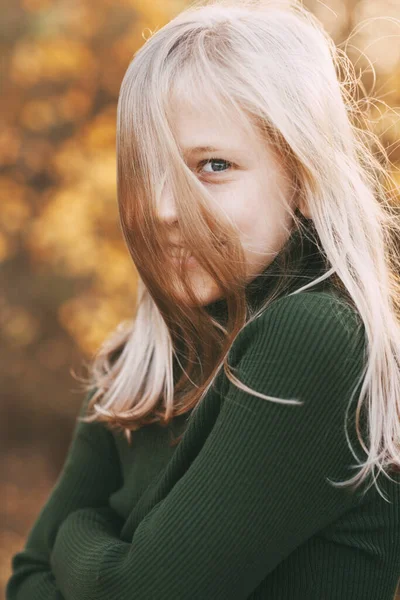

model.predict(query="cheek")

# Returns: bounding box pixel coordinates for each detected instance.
[217,196,259,239]
[240,206,270,251]
[211,179,272,254]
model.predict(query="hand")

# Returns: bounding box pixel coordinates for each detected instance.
[50,506,122,573]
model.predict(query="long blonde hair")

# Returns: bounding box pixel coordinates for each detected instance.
[74,0,400,500]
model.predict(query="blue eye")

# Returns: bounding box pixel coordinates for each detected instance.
[198,158,233,175]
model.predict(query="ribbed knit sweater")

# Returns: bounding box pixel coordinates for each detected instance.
[6,220,400,599]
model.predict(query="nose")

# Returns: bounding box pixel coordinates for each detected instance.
[156,181,178,226]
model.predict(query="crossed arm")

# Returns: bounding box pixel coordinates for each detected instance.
[47,293,366,600]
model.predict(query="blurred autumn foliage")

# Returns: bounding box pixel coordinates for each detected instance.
[1,0,400,597]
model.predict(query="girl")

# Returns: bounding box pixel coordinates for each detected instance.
[7,0,400,598]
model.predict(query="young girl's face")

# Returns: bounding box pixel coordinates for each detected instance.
[158,99,300,306]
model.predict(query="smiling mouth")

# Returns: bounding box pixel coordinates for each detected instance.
[168,242,227,262]
[168,251,198,269]
[170,253,196,262]
[169,249,191,260]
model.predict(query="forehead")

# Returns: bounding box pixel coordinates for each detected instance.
[169,100,259,158]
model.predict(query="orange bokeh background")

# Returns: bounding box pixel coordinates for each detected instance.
[1,0,400,597]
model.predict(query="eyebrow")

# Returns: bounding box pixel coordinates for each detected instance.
[182,145,247,161]
[182,145,225,156]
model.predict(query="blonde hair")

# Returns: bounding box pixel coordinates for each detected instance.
[74,0,400,500]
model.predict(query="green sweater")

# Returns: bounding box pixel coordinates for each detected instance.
[6,222,400,599]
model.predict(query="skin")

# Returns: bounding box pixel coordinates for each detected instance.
[158,99,310,305]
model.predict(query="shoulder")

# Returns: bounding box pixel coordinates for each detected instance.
[220,292,368,450]
[234,291,366,385]
[252,290,364,345]
[262,289,361,325]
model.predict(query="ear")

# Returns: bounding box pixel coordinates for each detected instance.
[297,198,312,220]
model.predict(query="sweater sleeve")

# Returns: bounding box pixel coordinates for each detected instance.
[5,388,124,600]
[50,292,368,600]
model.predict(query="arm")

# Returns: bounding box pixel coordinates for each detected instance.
[50,292,368,600]
[6,388,124,600]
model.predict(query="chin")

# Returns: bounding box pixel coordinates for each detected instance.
[174,270,224,307]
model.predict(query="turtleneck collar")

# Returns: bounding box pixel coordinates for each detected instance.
[204,216,331,323]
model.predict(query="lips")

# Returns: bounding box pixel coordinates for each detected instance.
[168,242,226,259]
